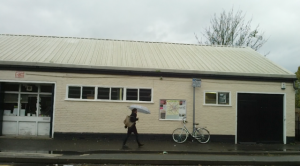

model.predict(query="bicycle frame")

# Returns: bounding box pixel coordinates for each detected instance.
[181,120,197,138]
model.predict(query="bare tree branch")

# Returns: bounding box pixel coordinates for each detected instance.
[195,8,268,52]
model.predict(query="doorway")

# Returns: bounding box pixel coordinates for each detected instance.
[237,93,284,143]
[0,82,55,137]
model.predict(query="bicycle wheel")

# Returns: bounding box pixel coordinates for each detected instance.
[194,128,210,143]
[172,128,188,143]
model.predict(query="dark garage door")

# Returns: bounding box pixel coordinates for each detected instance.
[237,93,283,143]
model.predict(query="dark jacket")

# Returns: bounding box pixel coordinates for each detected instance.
[130,112,138,123]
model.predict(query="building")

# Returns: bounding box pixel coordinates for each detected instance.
[0,34,297,144]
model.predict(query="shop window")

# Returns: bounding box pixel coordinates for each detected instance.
[3,83,54,118]
[40,85,53,93]
[97,87,110,100]
[82,87,95,99]
[3,83,19,91]
[3,94,18,116]
[126,88,138,100]
[39,95,52,117]
[68,86,81,99]
[205,91,230,105]
[21,84,38,92]
[159,99,186,120]
[139,89,151,101]
[111,88,123,100]
[21,94,37,116]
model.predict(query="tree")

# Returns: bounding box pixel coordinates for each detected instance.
[195,9,268,52]
[295,66,300,108]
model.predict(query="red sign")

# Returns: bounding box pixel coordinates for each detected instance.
[15,71,24,78]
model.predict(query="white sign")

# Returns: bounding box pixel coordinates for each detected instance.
[192,78,201,87]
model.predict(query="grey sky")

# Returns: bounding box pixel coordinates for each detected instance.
[0,0,299,73]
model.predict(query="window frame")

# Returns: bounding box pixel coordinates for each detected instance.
[81,86,96,100]
[66,85,153,103]
[203,91,231,106]
[97,87,111,100]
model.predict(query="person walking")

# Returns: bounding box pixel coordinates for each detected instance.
[123,108,144,147]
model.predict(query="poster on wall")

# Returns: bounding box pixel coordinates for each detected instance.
[159,99,186,120]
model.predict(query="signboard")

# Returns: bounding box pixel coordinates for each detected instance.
[160,99,186,120]
[192,78,201,87]
[15,71,24,78]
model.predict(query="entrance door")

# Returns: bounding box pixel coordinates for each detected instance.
[237,93,284,143]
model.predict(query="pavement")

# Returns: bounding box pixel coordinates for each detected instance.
[1,136,300,165]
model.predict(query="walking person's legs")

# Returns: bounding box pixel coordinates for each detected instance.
[123,128,131,146]
[132,126,143,146]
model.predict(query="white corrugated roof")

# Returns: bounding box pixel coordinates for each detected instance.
[0,34,295,79]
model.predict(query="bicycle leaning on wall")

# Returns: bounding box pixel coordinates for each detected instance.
[172,117,210,143]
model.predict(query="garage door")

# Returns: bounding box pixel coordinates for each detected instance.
[237,93,284,143]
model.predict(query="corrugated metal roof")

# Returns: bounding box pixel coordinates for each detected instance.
[0,34,295,78]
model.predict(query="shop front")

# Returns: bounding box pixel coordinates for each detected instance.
[0,82,54,137]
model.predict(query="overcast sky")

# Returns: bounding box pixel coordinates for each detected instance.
[0,0,299,73]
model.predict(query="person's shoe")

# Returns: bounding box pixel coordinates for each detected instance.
[138,143,144,147]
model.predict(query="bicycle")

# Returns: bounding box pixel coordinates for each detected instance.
[172,118,210,143]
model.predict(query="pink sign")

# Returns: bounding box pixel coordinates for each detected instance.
[15,71,24,78]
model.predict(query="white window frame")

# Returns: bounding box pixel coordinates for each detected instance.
[81,86,96,100]
[67,85,82,99]
[110,87,125,101]
[65,85,153,103]
[97,86,111,100]
[203,91,231,106]
[125,88,138,101]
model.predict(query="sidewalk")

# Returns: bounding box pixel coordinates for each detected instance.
[0,137,300,165]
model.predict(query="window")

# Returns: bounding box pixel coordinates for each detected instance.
[66,85,152,102]
[111,88,124,100]
[3,83,53,117]
[159,99,186,120]
[40,85,53,93]
[204,91,230,105]
[3,83,19,91]
[126,88,138,100]
[82,87,95,99]
[97,87,110,100]
[139,89,151,101]
[68,86,81,99]
[21,84,38,92]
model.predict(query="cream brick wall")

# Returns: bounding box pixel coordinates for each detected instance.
[0,70,295,137]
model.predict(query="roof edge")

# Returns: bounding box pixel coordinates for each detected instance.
[0,61,296,80]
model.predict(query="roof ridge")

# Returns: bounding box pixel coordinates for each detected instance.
[0,34,246,48]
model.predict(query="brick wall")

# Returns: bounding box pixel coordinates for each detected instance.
[0,70,295,137]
